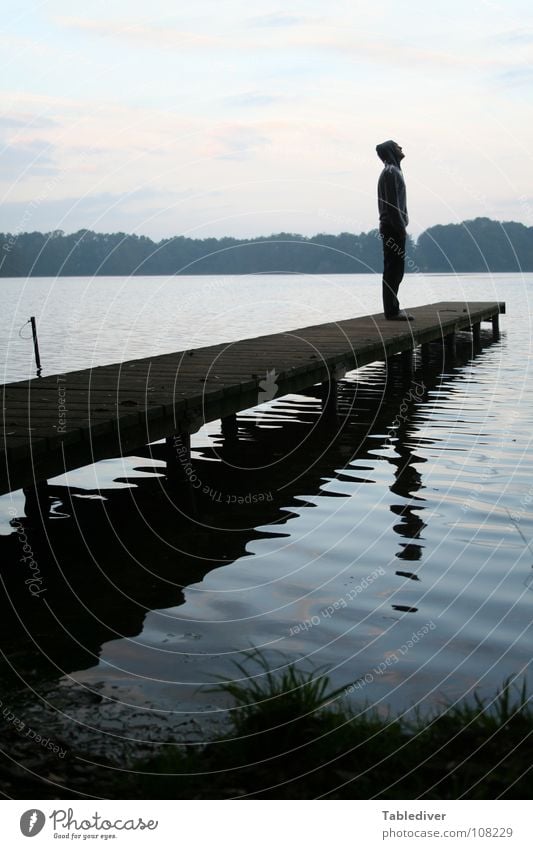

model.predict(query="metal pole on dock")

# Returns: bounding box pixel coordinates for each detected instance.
[30,316,42,376]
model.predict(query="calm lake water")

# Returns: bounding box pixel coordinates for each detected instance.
[1,273,532,754]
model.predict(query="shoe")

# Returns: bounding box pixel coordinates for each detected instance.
[386,310,414,321]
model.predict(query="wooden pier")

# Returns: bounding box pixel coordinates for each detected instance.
[1,301,505,497]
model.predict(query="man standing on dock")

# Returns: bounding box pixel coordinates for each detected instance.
[376,140,414,321]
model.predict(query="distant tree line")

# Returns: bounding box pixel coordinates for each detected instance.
[1,217,532,277]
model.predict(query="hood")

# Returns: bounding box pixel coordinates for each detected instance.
[376,140,402,168]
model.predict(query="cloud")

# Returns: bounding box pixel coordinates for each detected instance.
[0,187,189,235]
[224,91,287,108]
[491,27,533,45]
[53,13,503,76]
[286,32,489,69]
[494,67,533,86]
[0,138,58,179]
[0,115,57,130]
[0,34,53,57]
[56,16,223,50]
[246,12,308,28]
[202,124,270,161]
[0,91,198,168]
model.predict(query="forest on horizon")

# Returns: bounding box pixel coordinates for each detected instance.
[1,216,532,277]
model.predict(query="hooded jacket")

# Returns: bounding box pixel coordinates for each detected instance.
[376,140,408,234]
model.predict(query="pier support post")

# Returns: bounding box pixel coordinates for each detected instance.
[444,331,456,360]
[221,413,238,441]
[165,432,191,482]
[165,432,198,516]
[492,313,500,340]
[23,481,50,524]
[400,348,414,374]
[472,322,481,352]
[321,376,337,418]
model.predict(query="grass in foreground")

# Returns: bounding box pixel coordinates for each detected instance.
[129,651,532,799]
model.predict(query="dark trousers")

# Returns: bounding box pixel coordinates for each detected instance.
[381,232,406,318]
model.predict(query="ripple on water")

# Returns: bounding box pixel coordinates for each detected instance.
[1,274,532,723]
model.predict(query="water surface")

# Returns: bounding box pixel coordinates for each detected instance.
[1,273,531,754]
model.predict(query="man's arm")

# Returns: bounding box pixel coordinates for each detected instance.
[382,169,406,234]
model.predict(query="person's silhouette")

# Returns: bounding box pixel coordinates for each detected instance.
[376,140,413,321]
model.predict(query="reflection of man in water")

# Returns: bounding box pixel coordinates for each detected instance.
[376,140,414,321]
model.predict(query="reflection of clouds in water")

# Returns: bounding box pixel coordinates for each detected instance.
[47,456,165,491]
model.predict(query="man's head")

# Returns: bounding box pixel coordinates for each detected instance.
[376,140,405,166]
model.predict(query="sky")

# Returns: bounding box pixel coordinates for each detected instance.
[1,0,533,240]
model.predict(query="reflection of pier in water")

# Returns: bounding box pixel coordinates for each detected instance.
[0,328,498,693]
